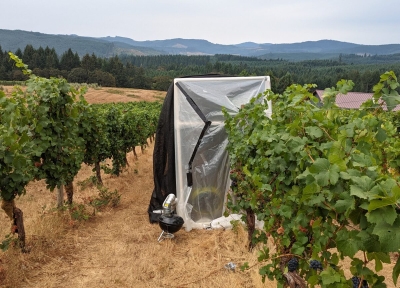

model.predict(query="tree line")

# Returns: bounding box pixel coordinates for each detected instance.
[0,45,151,89]
[1,44,400,94]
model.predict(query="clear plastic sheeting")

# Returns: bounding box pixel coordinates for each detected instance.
[173,76,271,230]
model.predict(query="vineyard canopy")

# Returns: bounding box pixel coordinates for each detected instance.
[149,75,271,230]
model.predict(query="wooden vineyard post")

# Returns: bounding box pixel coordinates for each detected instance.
[57,186,64,208]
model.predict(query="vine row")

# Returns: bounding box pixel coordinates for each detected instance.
[224,72,400,287]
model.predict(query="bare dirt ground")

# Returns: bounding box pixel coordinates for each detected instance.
[0,86,396,288]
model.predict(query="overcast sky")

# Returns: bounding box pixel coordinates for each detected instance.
[1,0,399,45]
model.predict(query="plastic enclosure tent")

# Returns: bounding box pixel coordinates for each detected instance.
[173,76,271,230]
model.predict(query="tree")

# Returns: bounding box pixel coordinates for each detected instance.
[88,70,116,87]
[275,72,293,94]
[35,46,46,69]
[60,48,81,71]
[152,75,171,91]
[68,67,89,83]
[22,44,35,68]
[133,67,151,89]
[44,47,59,69]
[81,53,99,72]
[105,56,128,87]
[14,48,23,59]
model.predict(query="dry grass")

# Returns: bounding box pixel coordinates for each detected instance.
[0,87,273,288]
[83,87,165,104]
[0,144,274,288]
[1,85,165,104]
[0,87,397,288]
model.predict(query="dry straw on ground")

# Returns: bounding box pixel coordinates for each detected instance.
[0,142,274,288]
[0,87,396,288]
[0,87,274,288]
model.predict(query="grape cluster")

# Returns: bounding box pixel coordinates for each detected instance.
[309,259,323,271]
[287,258,299,272]
[351,276,368,288]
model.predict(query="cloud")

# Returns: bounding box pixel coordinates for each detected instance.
[1,0,399,45]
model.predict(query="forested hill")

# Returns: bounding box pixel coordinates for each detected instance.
[0,29,164,58]
[1,42,400,95]
[99,37,400,58]
[1,29,400,97]
[100,37,246,55]
[1,29,400,60]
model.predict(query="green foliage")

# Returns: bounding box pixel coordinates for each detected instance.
[26,66,88,191]
[80,105,111,169]
[8,52,32,75]
[77,175,121,212]
[0,81,26,86]
[2,42,400,93]
[224,71,400,287]
[69,203,91,221]
[230,219,241,235]
[100,163,113,174]
[89,186,121,209]
[240,262,250,272]
[77,175,99,190]
[0,234,14,252]
[0,63,41,201]
[0,53,159,216]
[81,101,161,176]
[0,53,87,204]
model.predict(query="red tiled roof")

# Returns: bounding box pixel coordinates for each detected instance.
[314,90,400,111]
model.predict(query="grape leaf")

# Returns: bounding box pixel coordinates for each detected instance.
[336,230,360,257]
[305,126,323,138]
[320,267,342,285]
[368,197,397,212]
[367,252,391,272]
[372,217,400,252]
[375,127,387,142]
[366,206,397,225]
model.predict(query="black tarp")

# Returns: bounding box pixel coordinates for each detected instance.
[147,74,229,223]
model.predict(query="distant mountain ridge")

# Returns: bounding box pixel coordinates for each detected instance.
[1,29,400,60]
[0,29,163,58]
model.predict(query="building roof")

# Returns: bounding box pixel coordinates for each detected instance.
[314,90,400,111]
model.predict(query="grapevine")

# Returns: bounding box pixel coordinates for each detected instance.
[224,71,400,287]
[0,53,90,254]
[0,54,161,252]
[80,101,160,178]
